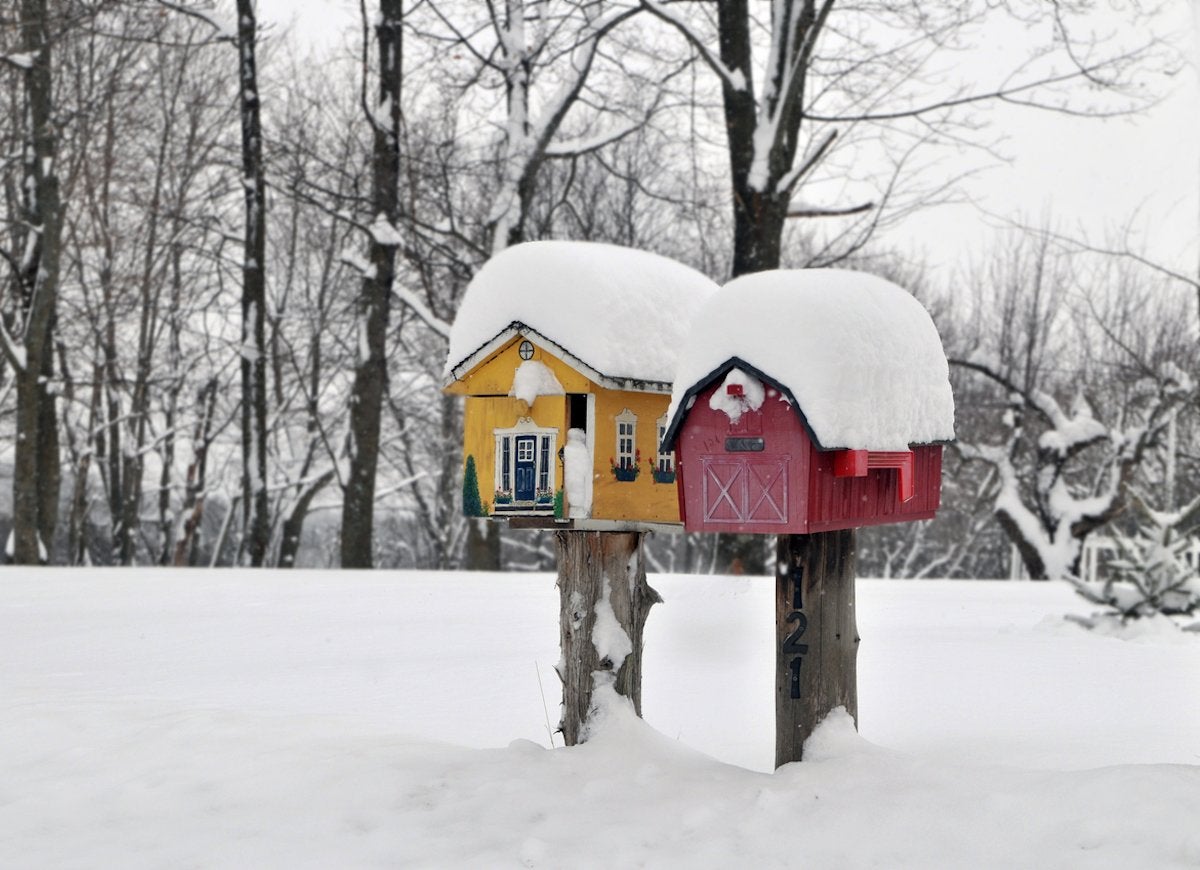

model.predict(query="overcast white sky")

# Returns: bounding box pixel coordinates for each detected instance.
[255,0,1200,281]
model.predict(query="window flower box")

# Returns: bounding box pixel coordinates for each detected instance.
[611,449,641,482]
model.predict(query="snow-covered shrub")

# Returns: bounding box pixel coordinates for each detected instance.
[1067,522,1200,629]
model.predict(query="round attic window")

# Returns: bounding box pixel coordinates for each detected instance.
[518,340,534,360]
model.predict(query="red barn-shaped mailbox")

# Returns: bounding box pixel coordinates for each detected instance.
[661,269,955,535]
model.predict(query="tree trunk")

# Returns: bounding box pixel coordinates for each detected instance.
[731,188,788,276]
[464,518,501,571]
[35,324,61,558]
[65,359,100,566]
[236,0,271,566]
[99,288,122,556]
[158,390,178,566]
[995,511,1050,580]
[10,0,62,565]
[341,0,403,569]
[716,532,769,575]
[57,342,95,567]
[158,247,184,566]
[555,530,661,745]
[277,470,335,568]
[173,378,218,567]
[115,371,149,565]
[114,72,174,566]
[775,530,859,767]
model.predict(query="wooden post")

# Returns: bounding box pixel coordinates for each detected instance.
[556,530,661,745]
[775,530,859,767]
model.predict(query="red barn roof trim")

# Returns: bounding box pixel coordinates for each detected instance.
[660,357,820,452]
[661,356,953,455]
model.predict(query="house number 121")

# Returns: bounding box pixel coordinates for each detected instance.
[784,565,808,699]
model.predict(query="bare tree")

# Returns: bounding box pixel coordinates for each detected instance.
[1,0,68,563]
[54,10,236,565]
[173,377,220,565]
[951,232,1195,580]
[341,0,404,568]
[642,0,1166,275]
[420,0,642,253]
[235,0,270,565]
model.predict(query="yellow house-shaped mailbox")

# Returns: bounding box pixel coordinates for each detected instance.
[443,241,718,528]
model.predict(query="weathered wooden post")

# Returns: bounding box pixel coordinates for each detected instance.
[661,269,955,767]
[775,530,858,766]
[555,530,661,745]
[442,241,718,743]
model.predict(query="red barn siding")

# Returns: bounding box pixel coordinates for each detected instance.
[674,380,942,535]
[675,385,810,535]
[807,444,941,532]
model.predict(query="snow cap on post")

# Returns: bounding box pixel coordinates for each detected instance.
[665,269,955,452]
[444,241,719,387]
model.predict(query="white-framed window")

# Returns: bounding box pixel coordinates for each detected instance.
[516,439,535,463]
[539,435,552,492]
[615,409,637,470]
[656,413,674,474]
[500,438,511,491]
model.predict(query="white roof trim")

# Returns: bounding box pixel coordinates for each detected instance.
[444,322,672,394]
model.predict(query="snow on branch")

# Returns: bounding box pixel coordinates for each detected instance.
[486,4,640,254]
[953,346,1193,581]
[778,129,838,195]
[391,286,451,340]
[544,118,642,157]
[1158,360,1194,395]
[371,472,431,503]
[339,249,376,280]
[367,213,403,247]
[0,52,36,70]
[952,357,1082,440]
[1034,392,1107,457]
[530,6,640,157]
[640,1,747,93]
[0,318,26,372]
[1066,520,1200,624]
[1135,490,1200,538]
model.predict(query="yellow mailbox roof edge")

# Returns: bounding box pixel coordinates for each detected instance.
[443,321,673,396]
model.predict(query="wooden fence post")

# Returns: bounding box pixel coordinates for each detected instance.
[556,530,661,745]
[775,530,859,767]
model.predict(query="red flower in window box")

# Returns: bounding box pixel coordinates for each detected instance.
[611,449,641,481]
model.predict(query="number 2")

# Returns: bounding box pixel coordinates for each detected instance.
[783,610,808,655]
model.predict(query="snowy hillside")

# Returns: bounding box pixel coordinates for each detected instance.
[2,570,1197,868]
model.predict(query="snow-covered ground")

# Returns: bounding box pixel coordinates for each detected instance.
[2,569,1197,868]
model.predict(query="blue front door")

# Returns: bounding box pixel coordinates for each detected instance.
[514,436,537,502]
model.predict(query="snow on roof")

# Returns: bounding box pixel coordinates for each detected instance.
[444,241,719,386]
[667,269,955,451]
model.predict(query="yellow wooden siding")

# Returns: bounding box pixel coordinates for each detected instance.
[462,395,567,513]
[591,389,679,523]
[446,334,592,396]
[449,333,680,525]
